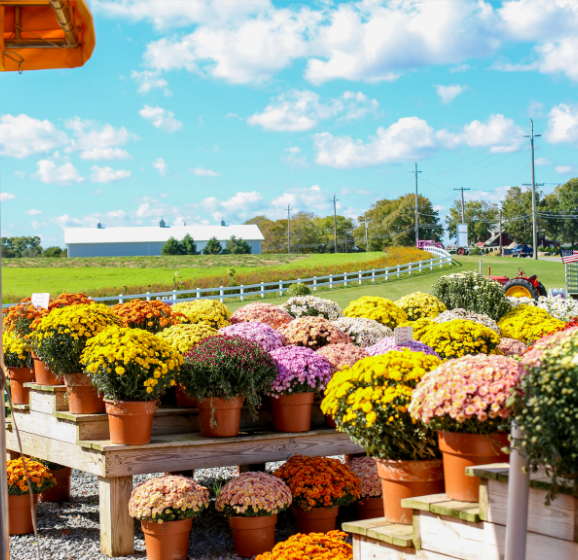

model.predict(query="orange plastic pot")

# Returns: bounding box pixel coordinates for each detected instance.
[376,459,444,525]
[355,496,384,520]
[198,396,244,438]
[291,505,339,534]
[40,467,72,503]
[271,392,314,433]
[104,400,157,445]
[438,431,510,502]
[141,518,193,560]
[8,494,38,535]
[229,514,277,558]
[175,385,198,408]
[6,367,35,405]
[63,374,105,414]
[32,355,62,386]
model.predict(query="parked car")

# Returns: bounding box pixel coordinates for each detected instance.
[510,244,533,258]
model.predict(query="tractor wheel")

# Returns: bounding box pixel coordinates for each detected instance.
[537,282,547,297]
[503,279,539,300]
[457,247,465,255]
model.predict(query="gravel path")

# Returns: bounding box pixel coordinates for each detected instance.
[9,460,354,560]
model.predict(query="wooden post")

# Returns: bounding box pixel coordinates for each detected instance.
[240,285,244,301]
[99,476,134,557]
[313,277,317,291]
[261,282,264,298]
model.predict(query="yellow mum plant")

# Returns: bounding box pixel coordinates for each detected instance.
[156,323,218,354]
[172,300,231,329]
[81,326,183,402]
[397,318,436,341]
[395,292,447,320]
[497,305,565,345]
[343,296,408,329]
[3,332,32,368]
[321,350,441,460]
[420,319,500,360]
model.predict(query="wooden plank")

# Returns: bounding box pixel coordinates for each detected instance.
[401,494,449,512]
[29,388,68,413]
[465,463,509,481]
[12,409,79,443]
[429,500,479,523]
[343,518,393,537]
[99,476,134,557]
[356,534,454,559]
[366,524,414,548]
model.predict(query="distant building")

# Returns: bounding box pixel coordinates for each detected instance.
[64,221,264,258]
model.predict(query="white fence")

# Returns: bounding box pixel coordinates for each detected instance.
[3,246,452,308]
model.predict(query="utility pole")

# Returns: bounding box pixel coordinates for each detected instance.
[333,194,338,254]
[524,119,542,260]
[411,163,422,245]
[287,204,291,254]
[499,208,503,256]
[454,187,470,223]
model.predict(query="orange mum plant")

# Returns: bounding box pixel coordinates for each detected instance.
[112,299,187,333]
[273,455,361,511]
[255,531,352,560]
[7,458,56,495]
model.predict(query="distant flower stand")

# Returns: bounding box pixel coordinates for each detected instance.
[6,383,362,557]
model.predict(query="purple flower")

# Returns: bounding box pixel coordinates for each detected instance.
[367,336,439,358]
[220,322,285,352]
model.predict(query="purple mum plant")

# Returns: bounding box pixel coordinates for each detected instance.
[220,321,285,352]
[367,336,439,358]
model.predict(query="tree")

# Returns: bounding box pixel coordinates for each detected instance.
[314,215,355,252]
[162,237,184,255]
[501,186,545,245]
[245,216,286,253]
[1,236,42,258]
[203,236,222,255]
[554,178,578,247]
[43,246,64,258]
[445,200,498,242]
[224,236,251,254]
[181,234,199,255]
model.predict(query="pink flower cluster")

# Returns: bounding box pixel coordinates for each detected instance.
[497,337,528,357]
[348,457,381,498]
[315,343,368,374]
[521,326,578,369]
[268,346,332,395]
[215,472,292,516]
[230,303,293,329]
[220,322,285,352]
[409,354,525,424]
[278,316,351,350]
[366,337,438,358]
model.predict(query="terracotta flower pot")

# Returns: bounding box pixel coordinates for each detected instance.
[324,415,337,429]
[63,373,105,414]
[40,467,72,503]
[175,385,198,408]
[32,355,62,386]
[104,400,157,445]
[438,431,510,502]
[6,367,35,405]
[271,392,314,433]
[8,493,38,535]
[198,396,244,438]
[376,459,444,525]
[141,518,193,560]
[355,496,384,520]
[291,505,339,534]
[228,514,277,558]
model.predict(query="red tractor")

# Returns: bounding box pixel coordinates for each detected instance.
[488,268,546,300]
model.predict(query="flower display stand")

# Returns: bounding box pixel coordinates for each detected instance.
[6,382,362,557]
[343,464,578,560]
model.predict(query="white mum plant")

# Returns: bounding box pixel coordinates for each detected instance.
[331,317,393,347]
[506,296,578,322]
[280,296,344,321]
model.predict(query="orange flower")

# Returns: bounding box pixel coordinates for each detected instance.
[256,531,352,560]
[112,299,187,333]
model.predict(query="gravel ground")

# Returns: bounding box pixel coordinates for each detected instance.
[9,459,354,560]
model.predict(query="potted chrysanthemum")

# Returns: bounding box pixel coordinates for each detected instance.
[343,296,408,329]
[268,346,332,433]
[129,475,209,560]
[254,531,352,560]
[216,472,292,557]
[331,317,392,347]
[348,456,383,520]
[230,302,293,329]
[273,455,361,534]
[172,300,231,329]
[278,316,351,349]
[280,296,344,321]
[3,332,34,405]
[112,299,187,333]
[395,292,447,320]
[220,322,285,352]
[81,326,183,444]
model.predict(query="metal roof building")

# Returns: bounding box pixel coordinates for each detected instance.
[64,222,264,257]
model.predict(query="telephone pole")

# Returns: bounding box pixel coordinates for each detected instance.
[524,119,541,260]
[333,195,338,254]
[411,164,422,245]
[454,187,470,223]
[287,204,291,254]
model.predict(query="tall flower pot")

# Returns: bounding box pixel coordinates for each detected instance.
[141,518,193,560]
[271,392,314,433]
[376,459,444,525]
[228,514,277,558]
[291,505,339,534]
[32,354,62,386]
[6,367,35,405]
[438,431,510,502]
[355,496,384,521]
[198,396,244,438]
[8,493,39,535]
[40,467,72,503]
[175,385,198,408]
[104,400,157,445]
[63,374,105,414]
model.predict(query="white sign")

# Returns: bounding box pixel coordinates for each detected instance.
[549,288,566,299]
[31,293,50,310]
[394,326,413,345]
[457,223,468,248]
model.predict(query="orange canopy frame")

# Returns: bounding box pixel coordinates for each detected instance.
[1,0,95,71]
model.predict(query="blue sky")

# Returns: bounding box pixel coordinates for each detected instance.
[1,0,578,247]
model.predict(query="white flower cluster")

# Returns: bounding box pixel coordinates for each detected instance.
[280,296,344,321]
[332,317,393,347]
[434,308,500,334]
[506,296,578,322]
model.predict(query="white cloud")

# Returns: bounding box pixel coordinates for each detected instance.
[65,117,134,160]
[461,114,525,153]
[544,103,578,144]
[89,166,132,183]
[13,171,26,179]
[33,160,85,185]
[248,90,379,132]
[450,64,470,73]
[26,209,42,215]
[555,165,573,174]
[192,167,221,177]
[0,114,68,158]
[201,191,264,222]
[0,193,16,201]
[281,146,309,169]
[463,185,511,205]
[130,70,171,95]
[434,84,467,104]
[153,158,168,176]
[535,156,550,166]
[139,105,183,132]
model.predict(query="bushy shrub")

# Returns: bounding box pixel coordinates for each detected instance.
[287,283,311,297]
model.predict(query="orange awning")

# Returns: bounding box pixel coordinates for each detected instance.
[1,0,95,71]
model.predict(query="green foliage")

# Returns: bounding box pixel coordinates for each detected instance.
[223,235,251,255]
[43,246,65,258]
[543,178,578,246]
[162,237,184,255]
[445,200,498,242]
[1,236,43,258]
[501,186,545,245]
[203,236,223,255]
[287,283,311,296]
[181,234,199,255]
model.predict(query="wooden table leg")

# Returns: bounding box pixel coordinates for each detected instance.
[99,476,134,557]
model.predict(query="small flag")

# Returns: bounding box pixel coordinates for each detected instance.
[560,249,578,264]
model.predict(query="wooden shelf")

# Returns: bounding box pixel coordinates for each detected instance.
[342,518,414,548]
[401,493,480,523]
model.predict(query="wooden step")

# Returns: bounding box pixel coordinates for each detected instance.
[25,383,68,413]
[342,518,414,548]
[401,494,480,523]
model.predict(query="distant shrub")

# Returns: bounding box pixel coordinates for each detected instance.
[287,283,311,296]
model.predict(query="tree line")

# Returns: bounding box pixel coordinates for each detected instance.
[1,236,66,258]
[162,234,252,255]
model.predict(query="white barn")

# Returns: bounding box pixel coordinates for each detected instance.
[64,222,264,258]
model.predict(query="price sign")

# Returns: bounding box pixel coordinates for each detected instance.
[549,288,566,299]
[394,326,413,345]
[31,293,50,310]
